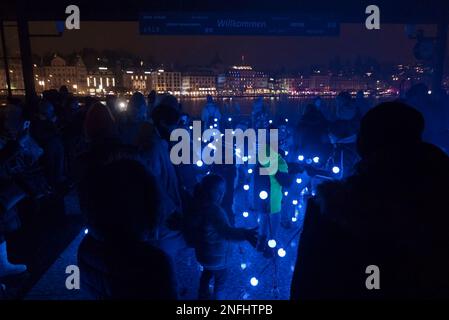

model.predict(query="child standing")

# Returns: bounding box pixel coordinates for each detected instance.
[186,174,257,300]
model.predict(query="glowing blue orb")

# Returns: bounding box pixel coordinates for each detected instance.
[250,277,259,286]
[284,151,289,156]
[292,199,298,205]
[268,239,277,248]
[209,126,213,129]
[196,160,203,167]
[214,118,218,122]
[332,166,340,174]
[284,191,288,196]
[228,117,232,122]
[189,126,193,130]
[243,211,249,218]
[277,248,286,257]
[243,184,250,191]
[285,118,289,122]
[213,123,218,128]
[298,155,305,161]
[312,156,320,163]
[269,119,273,124]
[247,168,253,174]
[242,156,248,162]
[259,191,268,200]
[84,228,89,235]
[296,178,302,184]
[241,263,247,270]
[292,217,297,222]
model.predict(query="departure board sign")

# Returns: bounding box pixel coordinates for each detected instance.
[139,13,340,36]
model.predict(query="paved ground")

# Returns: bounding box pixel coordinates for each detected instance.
[25,184,307,300]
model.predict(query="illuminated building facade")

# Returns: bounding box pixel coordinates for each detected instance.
[182,71,217,96]
[35,55,87,94]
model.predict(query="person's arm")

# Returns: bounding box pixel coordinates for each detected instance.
[211,207,249,241]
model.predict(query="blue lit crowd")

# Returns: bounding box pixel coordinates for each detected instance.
[1,83,449,299]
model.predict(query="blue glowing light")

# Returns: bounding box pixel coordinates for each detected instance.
[213,123,218,128]
[196,160,203,167]
[298,155,305,161]
[268,239,277,248]
[243,184,250,191]
[209,126,213,129]
[243,211,249,218]
[278,248,286,257]
[332,166,340,174]
[189,125,193,130]
[228,117,232,122]
[242,156,248,162]
[214,118,218,122]
[284,151,289,156]
[285,118,289,123]
[84,228,89,235]
[313,156,320,163]
[292,199,298,205]
[247,168,253,174]
[292,217,297,222]
[259,191,268,200]
[296,178,302,184]
[284,191,288,196]
[269,119,273,124]
[241,263,247,270]
[250,277,259,286]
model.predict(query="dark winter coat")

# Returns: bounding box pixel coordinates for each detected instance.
[78,233,178,300]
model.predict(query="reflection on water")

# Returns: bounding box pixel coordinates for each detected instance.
[179,96,328,119]
[179,95,386,121]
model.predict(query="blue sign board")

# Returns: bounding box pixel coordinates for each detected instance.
[139,13,339,36]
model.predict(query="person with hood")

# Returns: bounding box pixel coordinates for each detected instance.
[185,174,257,299]
[291,101,449,299]
[76,102,136,219]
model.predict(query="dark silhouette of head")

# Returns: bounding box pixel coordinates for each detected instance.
[357,101,424,159]
[38,99,56,121]
[195,174,226,205]
[206,94,214,104]
[128,92,147,121]
[87,159,161,240]
[59,85,69,96]
[84,102,117,143]
[147,90,157,105]
[151,104,180,141]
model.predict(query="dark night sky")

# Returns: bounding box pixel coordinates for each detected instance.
[29,22,445,70]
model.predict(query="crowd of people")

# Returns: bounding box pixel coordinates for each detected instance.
[0,83,449,299]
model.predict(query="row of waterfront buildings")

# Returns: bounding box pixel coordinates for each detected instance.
[0,55,431,97]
